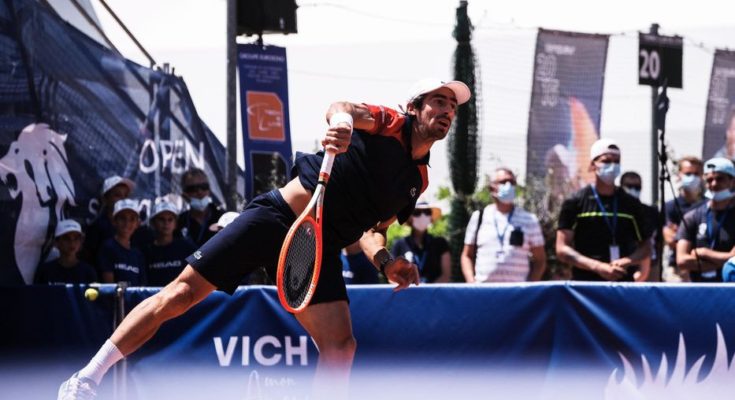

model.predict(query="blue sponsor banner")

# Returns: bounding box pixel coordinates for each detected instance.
[237,44,293,202]
[3,283,735,399]
[0,0,241,285]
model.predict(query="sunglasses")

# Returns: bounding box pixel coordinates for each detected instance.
[412,209,432,217]
[184,183,209,193]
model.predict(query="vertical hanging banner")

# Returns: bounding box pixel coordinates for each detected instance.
[702,50,735,161]
[237,44,293,202]
[525,29,609,220]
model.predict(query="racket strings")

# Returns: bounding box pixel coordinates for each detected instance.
[283,220,318,307]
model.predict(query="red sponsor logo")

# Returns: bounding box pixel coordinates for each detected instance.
[246,91,285,141]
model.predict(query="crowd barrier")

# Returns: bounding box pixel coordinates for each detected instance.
[2,282,734,399]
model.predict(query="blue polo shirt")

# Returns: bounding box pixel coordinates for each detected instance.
[293,104,429,248]
[98,238,146,285]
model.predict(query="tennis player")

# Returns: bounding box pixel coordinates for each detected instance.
[58,78,471,399]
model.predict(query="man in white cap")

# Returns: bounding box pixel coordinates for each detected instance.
[676,157,735,282]
[59,77,471,400]
[556,138,653,281]
[35,220,97,284]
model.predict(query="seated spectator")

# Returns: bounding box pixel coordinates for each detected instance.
[676,157,735,282]
[209,211,240,233]
[391,199,451,283]
[620,171,662,281]
[461,168,546,282]
[342,241,380,284]
[35,220,97,284]
[143,202,197,287]
[662,156,704,282]
[176,168,225,246]
[81,175,134,264]
[98,199,146,285]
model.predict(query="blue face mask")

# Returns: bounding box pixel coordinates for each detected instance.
[189,196,212,211]
[680,174,701,192]
[495,182,516,204]
[624,187,641,199]
[705,189,734,202]
[596,162,620,185]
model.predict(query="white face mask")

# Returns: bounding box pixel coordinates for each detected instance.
[680,174,702,193]
[411,214,432,232]
[705,189,734,202]
[189,196,212,211]
[595,162,621,185]
[623,187,641,199]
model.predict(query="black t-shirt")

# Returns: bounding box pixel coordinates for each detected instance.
[664,195,705,266]
[676,202,735,282]
[97,238,146,285]
[34,259,97,284]
[391,233,449,283]
[293,106,428,248]
[176,203,225,247]
[557,185,653,281]
[144,238,197,286]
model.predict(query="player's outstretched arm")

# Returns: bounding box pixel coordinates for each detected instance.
[326,102,375,131]
[359,222,420,291]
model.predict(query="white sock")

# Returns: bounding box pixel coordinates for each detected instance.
[77,339,125,385]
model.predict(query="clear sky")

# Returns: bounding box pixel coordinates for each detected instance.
[88,0,735,203]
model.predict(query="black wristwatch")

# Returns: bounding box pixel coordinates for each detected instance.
[376,250,394,275]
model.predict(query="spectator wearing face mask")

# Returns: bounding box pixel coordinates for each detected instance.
[461,168,546,283]
[662,156,705,282]
[176,168,225,247]
[620,171,662,281]
[556,138,653,281]
[390,199,451,283]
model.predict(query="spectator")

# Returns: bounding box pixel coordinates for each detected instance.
[676,157,735,282]
[143,202,197,287]
[98,199,146,285]
[662,156,705,282]
[209,211,240,233]
[620,171,662,281]
[461,168,546,282]
[391,199,451,283]
[35,220,97,284]
[342,241,380,284]
[176,168,225,246]
[81,175,134,264]
[556,138,653,281]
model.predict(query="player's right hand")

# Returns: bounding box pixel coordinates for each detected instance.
[384,257,420,292]
[593,262,626,281]
[322,125,352,154]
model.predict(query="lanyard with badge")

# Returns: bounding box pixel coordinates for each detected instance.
[493,207,515,259]
[590,185,619,261]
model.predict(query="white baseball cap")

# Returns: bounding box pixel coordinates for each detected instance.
[55,219,82,238]
[704,157,735,177]
[590,138,620,161]
[406,78,471,106]
[102,175,135,196]
[113,198,140,218]
[209,211,239,232]
[150,201,179,220]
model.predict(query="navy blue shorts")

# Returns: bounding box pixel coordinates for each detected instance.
[186,190,348,305]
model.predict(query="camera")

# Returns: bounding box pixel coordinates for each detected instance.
[509,227,524,246]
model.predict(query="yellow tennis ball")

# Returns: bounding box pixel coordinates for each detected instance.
[84,288,99,301]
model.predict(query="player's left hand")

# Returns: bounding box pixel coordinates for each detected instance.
[321,125,352,154]
[383,257,420,292]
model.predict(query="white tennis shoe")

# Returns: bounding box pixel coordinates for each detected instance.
[57,373,97,400]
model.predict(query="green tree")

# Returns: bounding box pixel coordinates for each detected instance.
[446,0,480,281]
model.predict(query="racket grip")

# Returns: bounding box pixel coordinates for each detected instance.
[319,150,336,183]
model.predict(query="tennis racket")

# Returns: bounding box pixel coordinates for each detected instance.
[276,150,336,313]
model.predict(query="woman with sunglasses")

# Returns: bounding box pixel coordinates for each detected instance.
[390,199,451,283]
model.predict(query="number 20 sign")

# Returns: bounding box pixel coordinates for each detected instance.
[638,33,683,88]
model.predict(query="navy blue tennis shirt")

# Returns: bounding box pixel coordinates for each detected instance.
[293,104,429,248]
